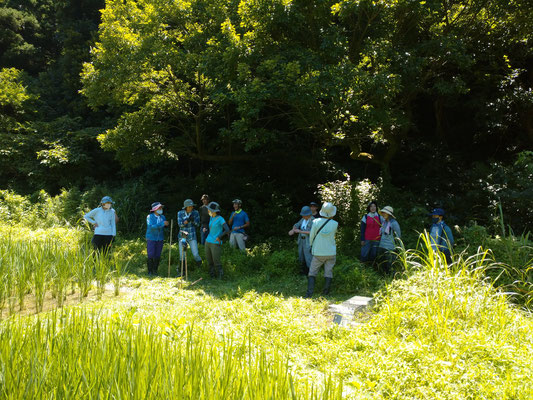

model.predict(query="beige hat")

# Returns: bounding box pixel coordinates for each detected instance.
[319,202,337,218]
[380,206,395,219]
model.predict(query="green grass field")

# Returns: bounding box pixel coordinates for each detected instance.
[0,225,532,399]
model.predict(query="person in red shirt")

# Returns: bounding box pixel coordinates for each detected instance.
[360,201,384,264]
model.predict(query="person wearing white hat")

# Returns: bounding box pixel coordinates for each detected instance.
[305,202,338,297]
[377,206,401,273]
[145,202,169,275]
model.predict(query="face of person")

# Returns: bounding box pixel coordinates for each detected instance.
[369,204,377,213]
[303,215,311,220]
[310,205,318,213]
[186,206,194,213]
[233,203,241,210]
[380,212,389,220]
[102,202,112,210]
[202,198,209,205]
[432,214,442,222]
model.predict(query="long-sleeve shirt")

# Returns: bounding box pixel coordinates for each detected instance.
[430,221,454,252]
[293,217,315,244]
[378,219,401,250]
[146,213,166,241]
[84,207,116,236]
[177,209,200,241]
[309,218,338,256]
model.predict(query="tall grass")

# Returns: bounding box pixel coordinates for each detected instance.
[0,227,119,315]
[0,308,343,399]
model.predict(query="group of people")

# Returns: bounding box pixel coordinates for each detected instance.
[290,200,454,297]
[359,201,454,268]
[84,195,250,279]
[84,195,454,297]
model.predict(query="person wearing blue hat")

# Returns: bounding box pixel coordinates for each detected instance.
[228,199,250,251]
[289,206,315,275]
[177,199,202,269]
[145,202,169,275]
[84,196,119,254]
[205,202,230,278]
[428,208,454,263]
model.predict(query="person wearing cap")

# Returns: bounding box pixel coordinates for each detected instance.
[228,199,250,251]
[205,202,230,278]
[84,196,119,254]
[199,194,211,245]
[306,202,339,297]
[429,208,454,263]
[177,199,203,269]
[309,202,320,219]
[145,202,169,275]
[377,206,401,273]
[289,206,315,275]
[360,200,385,264]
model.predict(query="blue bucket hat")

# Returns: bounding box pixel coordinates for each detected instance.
[300,206,312,216]
[429,208,445,216]
[207,201,221,213]
[183,199,195,209]
[100,196,114,205]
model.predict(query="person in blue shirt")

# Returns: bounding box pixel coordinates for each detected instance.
[429,208,454,264]
[145,202,169,276]
[205,202,230,278]
[377,206,401,273]
[306,202,338,298]
[177,199,202,269]
[84,196,119,254]
[228,199,250,251]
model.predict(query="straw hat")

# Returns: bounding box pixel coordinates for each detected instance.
[380,206,395,219]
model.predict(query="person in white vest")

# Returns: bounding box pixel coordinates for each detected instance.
[305,202,338,298]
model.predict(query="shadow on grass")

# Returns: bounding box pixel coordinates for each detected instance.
[115,237,390,303]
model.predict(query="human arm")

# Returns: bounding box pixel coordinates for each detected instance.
[193,211,200,227]
[234,214,250,231]
[309,221,317,246]
[393,220,401,239]
[84,208,98,225]
[147,214,166,228]
[360,215,367,246]
[228,212,235,227]
[443,225,454,247]
[114,211,119,224]
[216,223,231,242]
[177,211,188,228]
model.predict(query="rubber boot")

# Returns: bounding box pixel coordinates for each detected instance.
[323,277,332,295]
[216,265,223,280]
[153,258,160,275]
[305,276,315,298]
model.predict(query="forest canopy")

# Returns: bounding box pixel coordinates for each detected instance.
[1,0,532,232]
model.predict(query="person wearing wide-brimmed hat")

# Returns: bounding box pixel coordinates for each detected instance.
[289,206,315,275]
[377,206,401,273]
[177,199,202,269]
[306,202,339,297]
[228,199,250,251]
[428,208,454,263]
[84,196,119,254]
[205,202,230,278]
[145,202,169,275]
[360,200,384,264]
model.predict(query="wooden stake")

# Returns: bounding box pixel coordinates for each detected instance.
[168,219,173,277]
